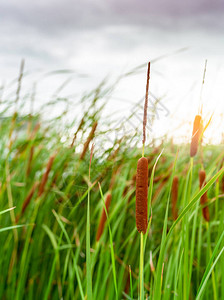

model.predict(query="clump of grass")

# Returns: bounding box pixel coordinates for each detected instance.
[1,62,224,300]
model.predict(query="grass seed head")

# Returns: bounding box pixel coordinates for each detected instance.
[80,121,98,160]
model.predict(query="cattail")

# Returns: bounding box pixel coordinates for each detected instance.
[80,121,98,160]
[171,176,179,220]
[199,170,209,222]
[136,157,148,234]
[190,115,203,157]
[96,193,112,241]
[38,154,56,197]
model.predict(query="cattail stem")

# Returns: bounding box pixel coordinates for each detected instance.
[142,62,150,148]
[142,62,150,146]
[140,232,144,300]
[142,143,145,158]
[86,144,94,300]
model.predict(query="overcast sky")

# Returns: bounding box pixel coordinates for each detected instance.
[1,0,224,143]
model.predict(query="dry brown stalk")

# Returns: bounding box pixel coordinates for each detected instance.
[70,116,85,148]
[16,181,39,223]
[38,154,56,197]
[80,121,98,160]
[199,170,210,222]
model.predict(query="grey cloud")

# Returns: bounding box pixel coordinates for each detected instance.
[1,0,224,36]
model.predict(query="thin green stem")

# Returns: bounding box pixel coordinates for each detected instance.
[86,182,92,300]
[142,143,145,157]
[140,232,144,300]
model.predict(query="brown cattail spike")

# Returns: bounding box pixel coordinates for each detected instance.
[136,157,148,234]
[96,193,112,241]
[171,176,179,220]
[199,170,209,222]
[190,115,203,157]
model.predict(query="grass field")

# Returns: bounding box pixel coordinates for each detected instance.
[0,68,224,300]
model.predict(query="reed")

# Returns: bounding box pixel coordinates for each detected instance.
[80,121,98,160]
[171,176,179,220]
[190,115,203,157]
[26,146,34,177]
[70,116,85,147]
[16,182,39,223]
[38,154,56,197]
[96,193,112,241]
[199,170,210,222]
